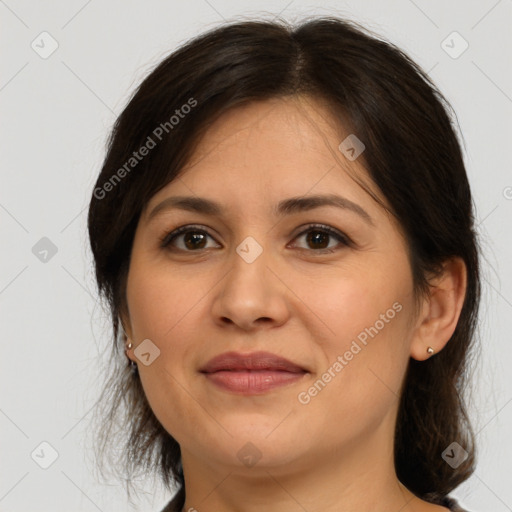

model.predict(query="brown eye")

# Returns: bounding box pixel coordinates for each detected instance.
[306,230,330,250]
[181,231,208,250]
[160,223,351,254]
[160,226,218,251]
[291,224,351,254]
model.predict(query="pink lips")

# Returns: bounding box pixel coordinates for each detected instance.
[200,351,308,394]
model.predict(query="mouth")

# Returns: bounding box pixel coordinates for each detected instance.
[201,369,308,394]
[199,351,309,395]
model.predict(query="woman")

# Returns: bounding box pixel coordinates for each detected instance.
[87,16,480,512]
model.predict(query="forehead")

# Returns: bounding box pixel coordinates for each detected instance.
[181,96,356,177]
[144,96,388,220]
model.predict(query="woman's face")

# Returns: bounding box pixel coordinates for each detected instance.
[123,96,423,476]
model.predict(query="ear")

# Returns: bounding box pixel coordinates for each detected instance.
[119,305,134,343]
[119,307,137,363]
[410,257,467,361]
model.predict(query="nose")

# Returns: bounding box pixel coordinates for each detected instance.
[210,239,291,331]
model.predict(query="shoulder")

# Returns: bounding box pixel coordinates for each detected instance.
[440,495,473,512]
[159,500,179,512]
[159,487,185,512]
[158,492,474,512]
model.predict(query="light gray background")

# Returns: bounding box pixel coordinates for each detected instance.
[1,1,511,511]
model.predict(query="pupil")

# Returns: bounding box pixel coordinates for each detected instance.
[307,231,328,249]
[181,230,330,251]
[185,232,206,250]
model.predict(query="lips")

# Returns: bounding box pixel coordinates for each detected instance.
[200,351,308,394]
[200,351,307,373]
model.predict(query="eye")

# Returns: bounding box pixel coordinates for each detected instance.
[159,223,352,254]
[289,224,351,254]
[159,225,219,251]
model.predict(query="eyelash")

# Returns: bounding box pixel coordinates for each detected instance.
[158,223,352,255]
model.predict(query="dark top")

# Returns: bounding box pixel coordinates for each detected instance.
[160,489,471,512]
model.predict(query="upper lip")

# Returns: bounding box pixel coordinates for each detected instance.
[200,351,307,373]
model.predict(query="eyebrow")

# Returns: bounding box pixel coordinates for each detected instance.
[146,193,374,226]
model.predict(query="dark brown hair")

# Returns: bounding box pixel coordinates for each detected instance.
[87,15,481,508]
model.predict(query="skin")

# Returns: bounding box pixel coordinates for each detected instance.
[122,96,467,512]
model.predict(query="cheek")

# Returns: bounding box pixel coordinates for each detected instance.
[299,271,411,397]
[292,268,401,344]
[125,259,199,341]
[126,266,203,438]
[125,263,207,399]
[296,304,410,442]
[125,238,414,440]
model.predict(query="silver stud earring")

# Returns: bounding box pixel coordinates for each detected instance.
[427,346,435,356]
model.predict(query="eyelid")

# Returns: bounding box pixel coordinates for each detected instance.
[158,224,215,247]
[292,223,351,243]
[290,224,353,253]
[159,223,353,252]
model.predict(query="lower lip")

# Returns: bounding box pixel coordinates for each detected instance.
[202,370,307,394]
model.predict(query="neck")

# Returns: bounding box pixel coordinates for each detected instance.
[178,421,422,512]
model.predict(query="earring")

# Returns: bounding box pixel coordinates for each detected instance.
[426,346,435,356]
[125,341,138,370]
